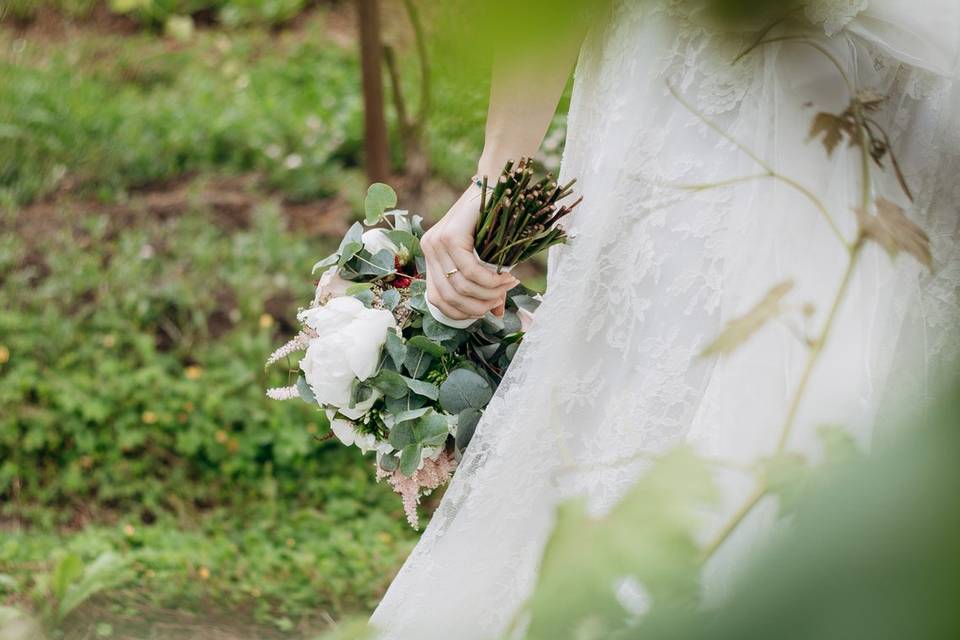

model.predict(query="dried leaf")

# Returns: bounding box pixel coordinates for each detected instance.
[808,112,848,156]
[701,281,794,358]
[855,198,932,269]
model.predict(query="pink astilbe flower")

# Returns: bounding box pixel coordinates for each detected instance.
[264,329,317,368]
[266,385,300,401]
[377,450,458,529]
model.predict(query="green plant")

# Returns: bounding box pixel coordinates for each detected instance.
[0,552,126,638]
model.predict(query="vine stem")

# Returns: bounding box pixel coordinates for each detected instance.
[741,35,855,94]
[777,105,873,451]
[775,243,862,451]
[697,110,875,565]
[667,83,850,248]
[700,485,767,561]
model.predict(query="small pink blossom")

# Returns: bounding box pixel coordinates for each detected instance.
[377,450,458,529]
[266,385,299,401]
[265,329,317,368]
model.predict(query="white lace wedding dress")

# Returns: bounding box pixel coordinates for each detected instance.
[371,2,960,638]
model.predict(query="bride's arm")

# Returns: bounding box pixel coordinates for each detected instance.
[421,42,582,321]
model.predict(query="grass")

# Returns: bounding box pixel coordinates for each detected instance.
[0,4,558,636]
[0,19,364,206]
[2,505,415,635]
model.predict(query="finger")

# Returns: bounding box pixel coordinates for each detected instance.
[426,256,492,318]
[426,279,470,320]
[433,276,491,318]
[448,246,518,289]
[446,271,515,301]
[491,300,505,318]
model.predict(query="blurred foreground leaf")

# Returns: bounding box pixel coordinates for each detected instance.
[524,448,716,639]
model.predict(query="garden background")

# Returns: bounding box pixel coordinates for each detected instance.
[3,2,959,640]
[0,1,564,637]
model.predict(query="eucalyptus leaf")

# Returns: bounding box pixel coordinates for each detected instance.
[385,331,407,369]
[501,311,522,333]
[403,376,439,400]
[408,279,427,296]
[399,444,422,477]
[393,407,431,424]
[407,294,429,314]
[364,183,398,225]
[422,314,459,342]
[481,313,505,333]
[403,349,434,379]
[311,253,339,274]
[510,293,541,314]
[337,223,364,266]
[338,222,363,253]
[412,412,451,447]
[352,287,375,307]
[385,393,428,415]
[456,408,483,451]
[439,369,493,414]
[389,421,415,450]
[369,369,408,399]
[345,282,374,296]
[357,249,396,276]
[296,376,316,405]
[386,229,422,258]
[478,343,501,360]
[407,336,446,357]
[379,453,399,472]
[382,288,401,311]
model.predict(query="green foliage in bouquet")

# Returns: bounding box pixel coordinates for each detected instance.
[267,183,544,527]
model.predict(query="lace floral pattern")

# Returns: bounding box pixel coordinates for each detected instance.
[805,0,869,36]
[371,2,959,638]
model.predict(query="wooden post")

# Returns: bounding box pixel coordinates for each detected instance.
[356,0,390,183]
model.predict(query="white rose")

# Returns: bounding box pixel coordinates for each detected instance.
[362,228,398,255]
[298,296,396,410]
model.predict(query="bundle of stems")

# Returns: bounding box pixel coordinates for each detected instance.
[474,157,581,271]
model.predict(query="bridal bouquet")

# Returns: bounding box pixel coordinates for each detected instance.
[266,161,579,527]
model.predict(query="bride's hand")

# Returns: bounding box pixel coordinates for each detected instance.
[422,184,519,321]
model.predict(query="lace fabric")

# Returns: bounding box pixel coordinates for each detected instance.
[371,2,960,637]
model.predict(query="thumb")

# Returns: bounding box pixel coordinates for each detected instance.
[492,301,505,318]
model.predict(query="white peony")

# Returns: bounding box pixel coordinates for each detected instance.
[298,296,396,410]
[361,228,398,255]
[329,416,378,453]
